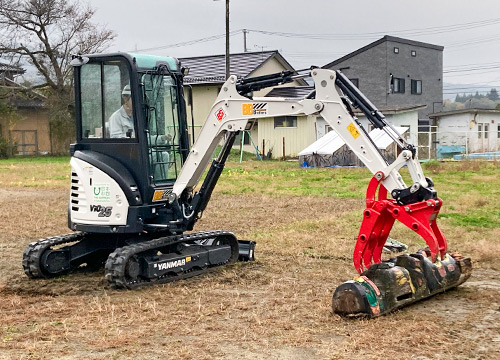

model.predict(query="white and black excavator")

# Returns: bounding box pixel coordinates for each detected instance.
[22,53,471,317]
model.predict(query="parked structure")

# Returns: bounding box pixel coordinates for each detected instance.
[0,62,50,155]
[299,126,409,167]
[429,108,500,158]
[323,35,443,128]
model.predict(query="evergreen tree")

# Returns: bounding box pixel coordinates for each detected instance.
[488,88,499,101]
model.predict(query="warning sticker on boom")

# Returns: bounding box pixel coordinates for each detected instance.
[347,123,360,139]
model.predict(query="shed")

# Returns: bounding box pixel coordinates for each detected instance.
[429,108,500,157]
[299,126,408,167]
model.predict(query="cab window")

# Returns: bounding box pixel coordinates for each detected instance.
[142,74,183,183]
[80,60,135,139]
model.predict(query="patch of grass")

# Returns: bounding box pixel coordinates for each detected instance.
[0,155,70,164]
[0,156,70,189]
[218,161,371,198]
[441,211,500,229]
[1,158,500,359]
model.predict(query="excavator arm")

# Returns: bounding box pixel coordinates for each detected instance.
[171,68,471,317]
[172,69,442,267]
[173,69,430,203]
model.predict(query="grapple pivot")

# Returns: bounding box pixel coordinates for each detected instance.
[353,174,447,274]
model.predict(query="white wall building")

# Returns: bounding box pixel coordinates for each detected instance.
[429,108,500,158]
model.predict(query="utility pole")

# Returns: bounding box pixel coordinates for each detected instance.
[214,0,230,79]
[225,0,230,79]
[243,29,248,52]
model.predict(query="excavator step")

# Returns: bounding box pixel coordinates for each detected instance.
[237,240,256,261]
[332,250,472,318]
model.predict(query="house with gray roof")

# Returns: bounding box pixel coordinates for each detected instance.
[0,61,25,86]
[179,51,308,152]
[323,35,443,128]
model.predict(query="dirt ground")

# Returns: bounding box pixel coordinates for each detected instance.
[0,187,499,360]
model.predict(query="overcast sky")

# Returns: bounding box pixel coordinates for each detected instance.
[87,0,500,95]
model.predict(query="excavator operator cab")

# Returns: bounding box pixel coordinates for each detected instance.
[69,53,190,233]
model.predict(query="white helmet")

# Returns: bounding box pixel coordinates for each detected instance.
[122,84,131,96]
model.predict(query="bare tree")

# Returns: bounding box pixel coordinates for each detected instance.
[0,0,115,93]
[0,0,115,152]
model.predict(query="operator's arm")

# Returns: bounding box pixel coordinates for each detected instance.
[109,109,124,138]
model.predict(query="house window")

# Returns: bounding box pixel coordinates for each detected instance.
[497,124,500,138]
[484,124,489,139]
[392,77,405,93]
[349,78,359,88]
[411,80,422,95]
[411,50,417,57]
[274,116,297,128]
[394,47,399,54]
[478,124,482,138]
[235,131,250,145]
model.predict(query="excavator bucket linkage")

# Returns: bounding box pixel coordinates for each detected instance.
[332,174,472,317]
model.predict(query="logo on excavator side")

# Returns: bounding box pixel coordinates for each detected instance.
[215,108,226,122]
[156,258,187,271]
[242,103,267,116]
[90,205,112,217]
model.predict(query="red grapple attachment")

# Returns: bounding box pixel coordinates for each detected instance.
[353,174,447,274]
[333,173,472,318]
[332,251,472,318]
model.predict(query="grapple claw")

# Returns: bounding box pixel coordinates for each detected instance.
[353,175,447,274]
[335,174,471,318]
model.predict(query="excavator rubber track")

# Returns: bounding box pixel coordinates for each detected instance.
[22,232,88,278]
[104,230,241,289]
[22,230,252,290]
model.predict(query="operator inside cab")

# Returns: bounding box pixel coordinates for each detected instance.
[109,85,135,138]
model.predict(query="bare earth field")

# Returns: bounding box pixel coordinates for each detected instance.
[0,160,499,360]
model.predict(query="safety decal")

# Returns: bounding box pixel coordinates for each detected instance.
[152,189,172,202]
[215,108,226,122]
[347,122,360,139]
[242,103,267,116]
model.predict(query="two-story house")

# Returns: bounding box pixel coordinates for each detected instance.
[323,35,443,129]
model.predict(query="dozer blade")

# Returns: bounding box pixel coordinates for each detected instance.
[332,250,472,318]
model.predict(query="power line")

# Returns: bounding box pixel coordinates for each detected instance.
[246,17,500,40]
[444,65,500,73]
[444,61,500,70]
[131,30,243,53]
[443,77,500,88]
[129,17,500,54]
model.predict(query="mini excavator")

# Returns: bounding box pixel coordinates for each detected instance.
[23,53,471,317]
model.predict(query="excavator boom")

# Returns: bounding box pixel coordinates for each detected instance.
[172,68,471,317]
